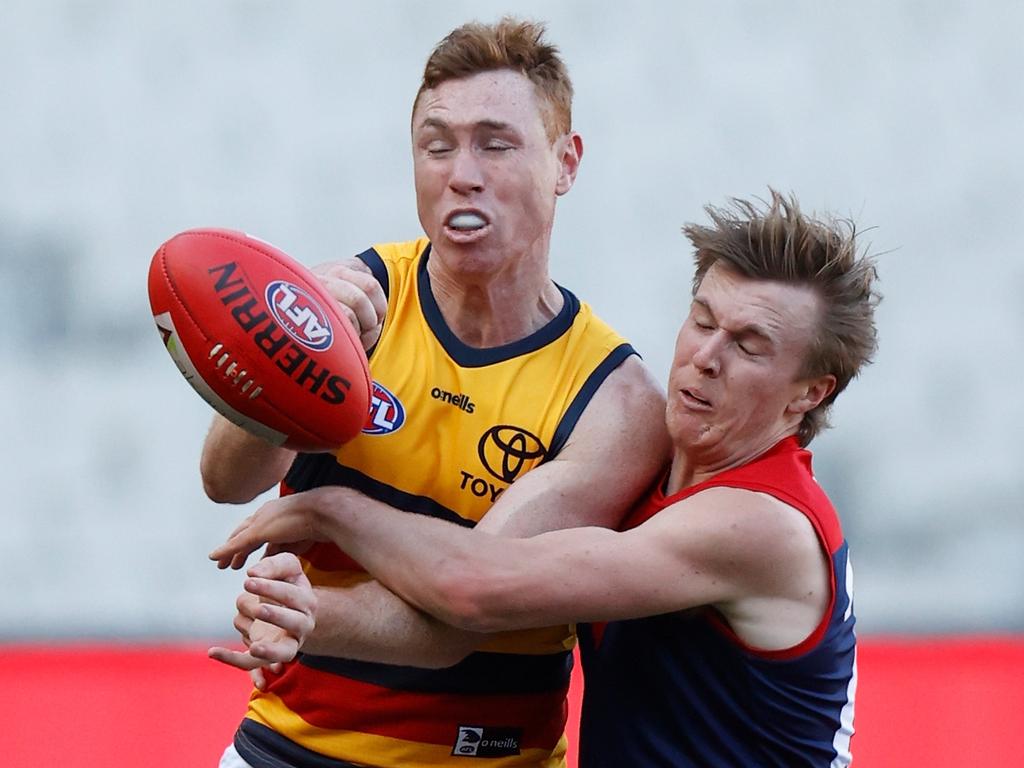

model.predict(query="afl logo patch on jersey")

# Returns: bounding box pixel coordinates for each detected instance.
[265,280,334,351]
[364,381,406,435]
[477,425,547,484]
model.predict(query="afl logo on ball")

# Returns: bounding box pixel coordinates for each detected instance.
[478,425,547,484]
[265,280,334,351]
[364,381,406,435]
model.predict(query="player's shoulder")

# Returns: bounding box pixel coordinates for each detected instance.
[561,354,669,466]
[594,354,665,411]
[356,238,430,297]
[369,237,430,264]
[569,294,629,344]
[674,485,822,563]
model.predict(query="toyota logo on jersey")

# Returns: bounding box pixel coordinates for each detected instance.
[363,381,406,435]
[477,425,547,483]
[265,280,334,351]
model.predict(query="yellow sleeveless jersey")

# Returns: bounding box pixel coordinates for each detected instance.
[234,239,637,768]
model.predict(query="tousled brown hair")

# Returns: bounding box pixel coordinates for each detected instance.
[684,189,881,446]
[413,17,573,142]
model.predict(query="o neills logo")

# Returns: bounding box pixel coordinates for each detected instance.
[477,425,547,484]
[265,280,333,351]
[452,726,522,758]
[431,386,475,414]
[208,262,352,405]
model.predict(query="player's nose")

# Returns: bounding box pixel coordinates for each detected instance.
[448,150,485,194]
[691,333,723,377]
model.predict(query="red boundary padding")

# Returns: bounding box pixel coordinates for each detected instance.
[851,636,1023,767]
[3,643,252,767]
[3,637,1022,767]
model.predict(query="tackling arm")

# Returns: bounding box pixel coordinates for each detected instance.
[213,356,670,667]
[313,485,829,641]
[215,482,830,649]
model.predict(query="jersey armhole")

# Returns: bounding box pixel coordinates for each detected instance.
[355,247,389,359]
[545,343,637,459]
[355,247,389,299]
[694,482,839,660]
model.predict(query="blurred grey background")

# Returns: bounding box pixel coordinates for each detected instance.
[2,0,1021,640]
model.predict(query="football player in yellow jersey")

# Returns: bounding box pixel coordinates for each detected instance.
[200,17,668,768]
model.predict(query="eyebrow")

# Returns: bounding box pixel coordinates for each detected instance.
[416,117,449,134]
[475,119,516,133]
[692,297,776,345]
[417,117,517,133]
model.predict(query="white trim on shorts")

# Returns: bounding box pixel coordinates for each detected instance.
[219,743,256,768]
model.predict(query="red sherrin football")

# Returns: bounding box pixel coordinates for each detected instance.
[148,228,371,452]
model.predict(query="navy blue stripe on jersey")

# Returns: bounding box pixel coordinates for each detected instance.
[354,247,389,359]
[354,247,390,300]
[416,245,582,367]
[298,648,573,694]
[546,342,637,460]
[578,542,856,767]
[236,721,364,768]
[285,453,473,528]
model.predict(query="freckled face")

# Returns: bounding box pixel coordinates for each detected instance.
[666,263,823,466]
[411,69,574,273]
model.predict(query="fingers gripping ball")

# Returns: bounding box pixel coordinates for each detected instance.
[148,228,372,451]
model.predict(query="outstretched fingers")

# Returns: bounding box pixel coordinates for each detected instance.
[207,645,268,671]
[209,497,320,569]
[210,517,265,570]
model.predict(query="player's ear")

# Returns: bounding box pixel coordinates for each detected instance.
[787,374,836,415]
[555,133,583,196]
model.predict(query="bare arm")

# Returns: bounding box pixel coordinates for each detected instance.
[210,555,482,670]
[301,581,487,668]
[244,485,829,651]
[365,486,831,644]
[200,417,296,503]
[213,357,670,667]
[473,356,670,536]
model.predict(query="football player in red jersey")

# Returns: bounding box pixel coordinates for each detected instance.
[213,190,881,767]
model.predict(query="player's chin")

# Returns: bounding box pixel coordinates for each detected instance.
[667,411,719,448]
